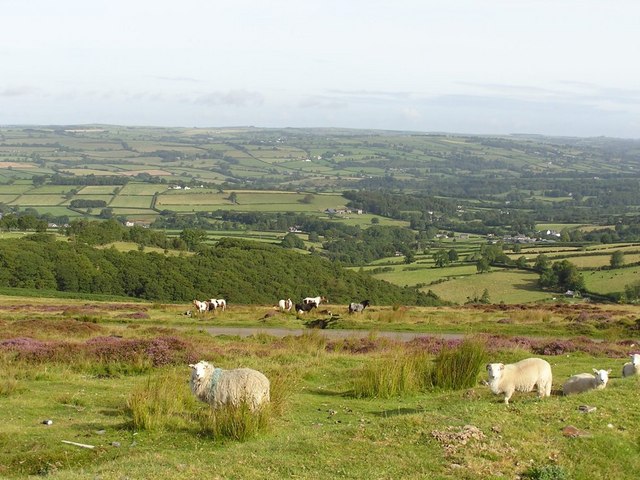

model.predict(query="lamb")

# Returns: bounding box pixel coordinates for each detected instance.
[486,358,552,404]
[622,353,640,377]
[189,360,270,412]
[562,369,611,395]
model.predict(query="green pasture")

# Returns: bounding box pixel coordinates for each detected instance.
[333,214,410,228]
[61,168,121,176]
[0,194,19,203]
[33,206,83,217]
[10,194,67,206]
[428,269,555,304]
[30,185,76,194]
[118,183,169,196]
[583,266,640,295]
[0,182,33,194]
[109,196,154,208]
[78,186,122,195]
[372,263,478,287]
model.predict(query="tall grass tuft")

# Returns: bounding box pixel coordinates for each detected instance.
[126,370,197,431]
[351,351,431,398]
[196,402,270,442]
[430,339,487,390]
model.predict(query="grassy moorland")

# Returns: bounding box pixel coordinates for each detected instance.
[1,297,640,479]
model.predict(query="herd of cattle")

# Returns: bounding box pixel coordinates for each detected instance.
[190,296,371,316]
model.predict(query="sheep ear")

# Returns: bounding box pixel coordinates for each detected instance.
[188,364,195,369]
[592,368,598,374]
[499,363,504,370]
[607,369,612,374]
[485,364,490,370]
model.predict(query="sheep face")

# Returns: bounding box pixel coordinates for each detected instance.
[631,354,640,366]
[592,368,611,387]
[486,363,504,381]
[189,361,212,382]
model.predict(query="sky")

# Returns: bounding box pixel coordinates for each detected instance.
[1,0,640,137]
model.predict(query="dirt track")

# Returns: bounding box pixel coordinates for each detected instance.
[203,326,464,342]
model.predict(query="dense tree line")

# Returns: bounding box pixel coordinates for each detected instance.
[0,235,442,306]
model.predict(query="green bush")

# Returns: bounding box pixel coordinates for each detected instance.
[431,339,487,390]
[524,464,568,480]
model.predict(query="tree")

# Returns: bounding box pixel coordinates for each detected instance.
[447,249,458,262]
[433,250,450,268]
[228,192,238,204]
[516,256,528,269]
[476,257,490,273]
[610,251,625,269]
[534,254,550,272]
[300,194,315,204]
[180,228,208,251]
[281,232,305,249]
[370,217,380,224]
[404,251,415,264]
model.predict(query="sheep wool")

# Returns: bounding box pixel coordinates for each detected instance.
[189,361,270,411]
[486,357,552,404]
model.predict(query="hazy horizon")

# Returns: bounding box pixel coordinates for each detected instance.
[2,0,640,138]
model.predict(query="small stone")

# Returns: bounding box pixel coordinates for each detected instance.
[607,423,614,429]
[491,425,502,433]
[562,425,590,437]
[328,409,337,416]
[578,405,596,413]
[95,429,106,435]
[42,420,53,425]
[111,441,121,448]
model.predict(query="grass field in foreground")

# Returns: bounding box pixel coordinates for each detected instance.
[1,298,640,480]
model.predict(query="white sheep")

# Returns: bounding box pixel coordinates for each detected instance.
[486,358,552,404]
[189,360,270,411]
[562,368,611,395]
[622,354,640,378]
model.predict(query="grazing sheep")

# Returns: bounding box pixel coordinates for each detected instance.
[189,360,270,411]
[278,298,293,312]
[562,369,611,395]
[622,354,640,378]
[486,358,552,404]
[348,300,370,314]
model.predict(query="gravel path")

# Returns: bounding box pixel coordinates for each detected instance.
[203,326,465,341]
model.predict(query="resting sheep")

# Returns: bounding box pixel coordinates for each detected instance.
[562,369,611,395]
[348,300,370,314]
[622,354,640,378]
[189,360,270,411]
[486,358,552,404]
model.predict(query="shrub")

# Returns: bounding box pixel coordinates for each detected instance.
[524,464,568,480]
[351,351,431,398]
[430,339,487,390]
